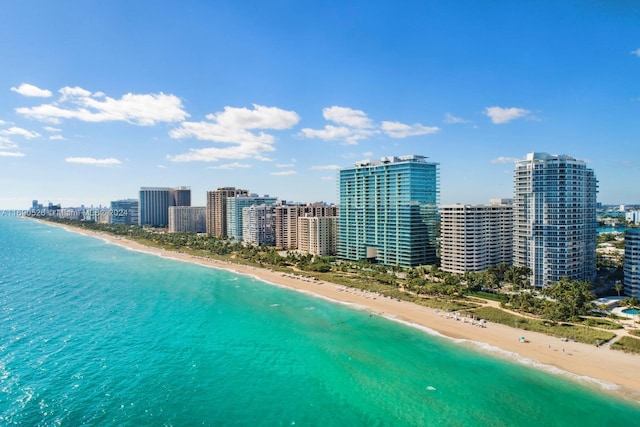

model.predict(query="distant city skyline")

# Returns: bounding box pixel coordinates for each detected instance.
[2,2,640,209]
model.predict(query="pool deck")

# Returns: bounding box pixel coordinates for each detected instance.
[611,306,640,320]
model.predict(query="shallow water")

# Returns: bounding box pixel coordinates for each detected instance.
[1,217,639,426]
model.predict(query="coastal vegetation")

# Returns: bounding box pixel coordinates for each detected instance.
[611,336,640,354]
[470,307,616,345]
[41,217,635,350]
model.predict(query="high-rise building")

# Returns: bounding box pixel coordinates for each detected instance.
[110,199,139,225]
[274,203,338,249]
[242,204,276,246]
[228,194,278,241]
[513,152,598,287]
[170,186,191,207]
[168,206,206,233]
[274,204,304,249]
[305,203,338,218]
[206,187,249,237]
[298,216,338,256]
[338,155,439,267]
[624,229,640,297]
[139,187,171,227]
[139,186,190,227]
[625,210,640,225]
[440,200,513,274]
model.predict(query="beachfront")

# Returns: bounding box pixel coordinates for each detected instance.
[41,220,640,402]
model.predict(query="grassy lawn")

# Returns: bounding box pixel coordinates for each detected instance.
[578,317,624,330]
[611,336,640,354]
[468,291,509,303]
[469,307,617,345]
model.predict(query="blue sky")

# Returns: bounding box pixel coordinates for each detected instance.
[1,1,639,209]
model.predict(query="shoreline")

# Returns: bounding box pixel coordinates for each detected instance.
[35,220,640,404]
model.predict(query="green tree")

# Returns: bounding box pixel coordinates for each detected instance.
[542,278,596,321]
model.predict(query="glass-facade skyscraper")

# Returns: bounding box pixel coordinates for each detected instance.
[139,186,191,227]
[139,187,171,227]
[338,155,439,268]
[513,152,598,287]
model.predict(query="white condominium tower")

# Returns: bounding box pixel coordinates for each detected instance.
[513,152,598,287]
[228,194,278,241]
[440,200,513,274]
[624,229,640,297]
[242,204,276,246]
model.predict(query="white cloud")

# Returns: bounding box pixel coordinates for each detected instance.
[300,106,378,145]
[323,106,374,129]
[310,164,341,170]
[0,136,16,148]
[59,86,92,101]
[276,163,294,168]
[362,151,373,157]
[169,104,299,162]
[631,48,640,57]
[65,157,122,166]
[443,112,469,124]
[254,155,274,162]
[0,127,41,139]
[207,104,299,130]
[207,162,252,170]
[301,106,438,144]
[484,106,531,124]
[170,121,274,145]
[491,156,521,164]
[157,165,167,168]
[168,144,274,162]
[270,170,297,176]
[49,135,65,141]
[17,86,188,126]
[10,83,52,97]
[0,151,25,157]
[619,160,640,168]
[381,121,440,138]
[43,126,62,132]
[0,137,22,158]
[299,125,368,145]
[321,176,334,181]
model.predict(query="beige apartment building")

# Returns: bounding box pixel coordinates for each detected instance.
[297,216,338,256]
[440,200,513,274]
[274,203,338,250]
[205,187,248,237]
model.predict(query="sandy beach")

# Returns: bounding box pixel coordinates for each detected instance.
[39,220,640,403]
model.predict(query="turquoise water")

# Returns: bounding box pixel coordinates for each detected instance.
[1,218,640,426]
[622,308,639,315]
[597,227,629,234]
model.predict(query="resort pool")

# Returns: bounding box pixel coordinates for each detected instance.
[622,308,640,315]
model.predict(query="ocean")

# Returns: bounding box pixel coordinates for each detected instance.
[1,217,639,426]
